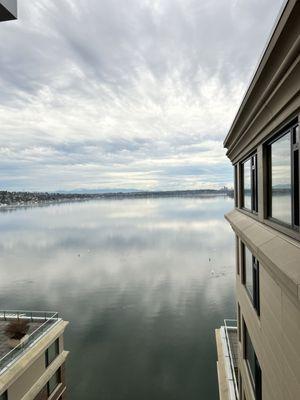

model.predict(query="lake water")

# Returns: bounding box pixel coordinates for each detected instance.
[0,196,235,400]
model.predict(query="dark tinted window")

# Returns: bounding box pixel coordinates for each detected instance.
[245,327,256,381]
[234,164,238,207]
[238,303,241,342]
[242,244,260,316]
[244,323,262,400]
[236,235,240,275]
[46,339,59,367]
[47,368,61,395]
[244,246,253,299]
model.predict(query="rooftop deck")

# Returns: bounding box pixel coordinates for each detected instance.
[0,311,59,374]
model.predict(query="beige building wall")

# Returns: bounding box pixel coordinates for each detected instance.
[234,235,300,400]
[8,354,46,399]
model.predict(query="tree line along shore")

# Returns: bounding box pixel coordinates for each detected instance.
[0,189,234,206]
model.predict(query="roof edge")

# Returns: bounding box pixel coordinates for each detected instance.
[223,0,292,149]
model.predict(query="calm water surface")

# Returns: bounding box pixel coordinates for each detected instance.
[0,197,235,400]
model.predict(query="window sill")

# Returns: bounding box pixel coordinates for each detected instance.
[239,207,260,221]
[262,217,300,241]
[49,382,65,400]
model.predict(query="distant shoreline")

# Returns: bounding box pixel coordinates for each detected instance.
[0,189,234,208]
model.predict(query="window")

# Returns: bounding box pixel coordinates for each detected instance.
[267,121,299,228]
[45,339,59,367]
[242,154,258,212]
[47,368,61,396]
[0,392,7,400]
[236,235,240,275]
[244,322,262,400]
[238,303,241,342]
[242,244,260,315]
[234,164,238,207]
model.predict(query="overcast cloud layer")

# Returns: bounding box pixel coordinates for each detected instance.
[0,0,283,191]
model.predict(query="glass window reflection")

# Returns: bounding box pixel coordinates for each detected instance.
[244,246,253,300]
[243,159,251,210]
[47,369,61,395]
[271,133,292,224]
[244,322,262,399]
[46,339,59,367]
[245,326,256,385]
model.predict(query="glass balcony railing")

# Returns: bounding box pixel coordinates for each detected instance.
[0,310,59,374]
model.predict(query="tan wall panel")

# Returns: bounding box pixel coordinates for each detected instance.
[237,246,300,400]
[281,292,300,382]
[281,356,300,400]
[8,353,46,400]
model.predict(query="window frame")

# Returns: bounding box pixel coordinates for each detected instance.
[242,243,260,316]
[241,152,258,213]
[266,120,299,230]
[237,303,241,342]
[236,235,240,276]
[0,392,7,400]
[243,321,262,400]
[45,338,60,368]
[47,368,61,396]
[234,164,238,207]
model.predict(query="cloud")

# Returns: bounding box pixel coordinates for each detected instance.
[0,0,283,191]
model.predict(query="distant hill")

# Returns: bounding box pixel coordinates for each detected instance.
[58,188,139,194]
[0,188,234,207]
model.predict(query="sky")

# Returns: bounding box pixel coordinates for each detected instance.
[0,0,284,192]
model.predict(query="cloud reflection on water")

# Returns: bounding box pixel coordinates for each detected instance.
[0,197,234,399]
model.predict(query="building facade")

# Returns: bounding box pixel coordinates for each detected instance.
[0,311,69,400]
[216,0,300,399]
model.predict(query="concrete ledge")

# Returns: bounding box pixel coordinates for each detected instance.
[21,351,69,400]
[225,209,300,301]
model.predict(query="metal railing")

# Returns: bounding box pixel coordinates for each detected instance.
[224,319,238,399]
[0,310,59,374]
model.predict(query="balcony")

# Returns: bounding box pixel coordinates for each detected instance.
[215,319,238,400]
[0,310,60,374]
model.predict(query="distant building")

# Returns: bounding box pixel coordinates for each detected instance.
[0,311,69,400]
[0,0,17,21]
[216,0,300,399]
